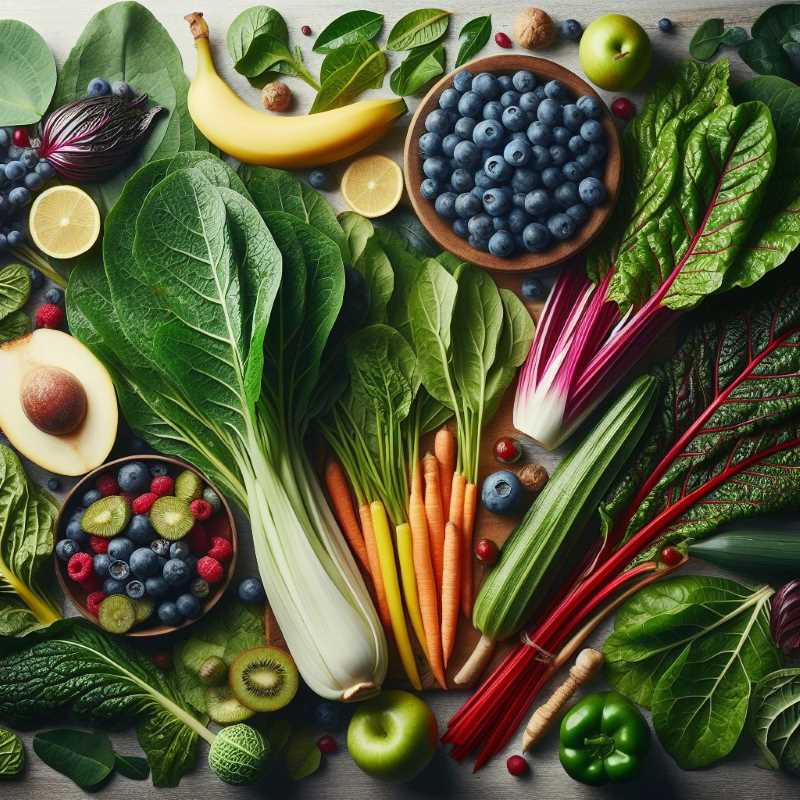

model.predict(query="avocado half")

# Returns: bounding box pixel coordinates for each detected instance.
[0,329,118,475]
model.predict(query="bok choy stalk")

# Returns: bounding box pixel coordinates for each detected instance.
[67,153,386,701]
[515,60,800,449]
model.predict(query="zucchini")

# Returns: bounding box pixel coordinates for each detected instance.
[689,527,800,578]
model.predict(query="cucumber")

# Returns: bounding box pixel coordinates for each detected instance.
[132,598,155,623]
[98,595,136,634]
[689,527,800,578]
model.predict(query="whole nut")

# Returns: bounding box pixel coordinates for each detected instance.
[518,462,549,494]
[513,8,556,50]
[261,80,292,112]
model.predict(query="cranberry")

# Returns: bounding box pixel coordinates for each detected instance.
[301,25,312,36]
[506,754,529,776]
[151,651,172,671]
[12,128,30,147]
[660,546,683,567]
[495,32,512,49]
[475,538,499,565]
[494,435,522,464]
[611,97,636,121]
[317,735,337,754]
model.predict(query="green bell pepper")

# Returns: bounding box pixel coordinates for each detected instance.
[559,691,650,786]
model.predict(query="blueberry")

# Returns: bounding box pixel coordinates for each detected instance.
[434,192,458,219]
[35,159,55,178]
[555,181,580,209]
[108,537,135,563]
[530,144,551,170]
[425,156,451,182]
[482,100,504,122]
[450,168,474,193]
[497,74,513,91]
[503,139,532,167]
[576,152,595,172]
[567,203,590,224]
[455,192,482,219]
[512,70,536,93]
[512,191,527,208]
[121,580,145,601]
[28,268,43,289]
[453,218,469,238]
[453,70,473,92]
[109,79,131,97]
[549,145,569,166]
[127,514,154,546]
[586,142,607,164]
[468,234,489,251]
[577,95,603,120]
[541,166,563,189]
[562,104,585,132]
[145,576,170,599]
[425,109,452,135]
[580,120,604,143]
[6,160,27,182]
[150,538,171,558]
[522,222,552,252]
[458,91,483,118]
[501,106,527,132]
[547,212,577,240]
[6,230,24,248]
[149,462,169,478]
[24,171,43,191]
[0,129,8,149]
[308,169,330,190]
[500,90,521,108]
[472,120,504,150]
[537,99,563,127]
[314,701,349,732]
[129,546,160,578]
[231,577,267,609]
[8,187,31,207]
[454,117,476,139]
[558,19,584,41]
[92,553,111,577]
[484,155,513,183]
[117,461,150,494]
[579,176,607,206]
[82,489,102,508]
[507,207,530,234]
[482,187,512,217]
[191,578,211,598]
[534,85,547,101]
[420,131,443,156]
[521,275,547,299]
[109,559,131,581]
[481,470,525,515]
[524,189,551,217]
[157,601,183,627]
[589,165,605,180]
[45,287,64,305]
[474,169,496,189]
[440,87,461,110]
[568,135,589,155]
[511,168,538,193]
[421,178,439,200]
[47,476,61,491]
[163,558,190,586]
[185,555,198,576]
[87,77,111,97]
[66,518,87,545]
[103,578,126,596]
[544,80,568,101]
[488,230,515,257]
[658,17,673,32]
[493,216,510,232]
[468,213,493,240]
[442,133,462,158]
[526,121,551,146]
[56,539,78,561]
[172,594,200,621]
[563,161,586,182]
[519,92,539,115]
[472,72,500,99]
[21,149,38,169]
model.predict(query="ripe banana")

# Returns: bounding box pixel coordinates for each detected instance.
[185,13,407,168]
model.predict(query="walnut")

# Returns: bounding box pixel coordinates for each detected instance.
[261,80,292,112]
[513,8,556,50]
[518,462,549,494]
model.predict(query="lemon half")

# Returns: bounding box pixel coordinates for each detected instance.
[29,185,101,260]
[341,155,403,218]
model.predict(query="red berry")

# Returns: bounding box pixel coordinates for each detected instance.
[95,474,119,497]
[131,492,158,514]
[151,651,172,671]
[12,128,30,147]
[35,303,65,329]
[89,535,109,554]
[197,556,224,584]
[67,552,93,583]
[506,755,529,777]
[187,523,209,554]
[611,97,636,121]
[86,591,106,616]
[317,735,337,754]
[190,498,213,521]
[301,25,312,36]
[495,31,512,48]
[494,435,522,464]
[80,574,102,593]
[150,475,174,496]
[120,492,137,507]
[475,538,499,565]
[661,546,683,567]
[208,536,233,563]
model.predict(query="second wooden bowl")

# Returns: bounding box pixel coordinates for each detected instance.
[404,54,622,272]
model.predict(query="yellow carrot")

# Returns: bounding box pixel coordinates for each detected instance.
[324,460,370,576]
[409,464,446,689]
[423,452,446,593]
[396,522,428,660]
[435,427,456,517]
[461,482,478,618]
[370,500,422,690]
[359,502,392,636]
[441,521,462,667]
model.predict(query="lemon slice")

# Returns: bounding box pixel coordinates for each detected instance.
[341,155,403,218]
[29,185,101,260]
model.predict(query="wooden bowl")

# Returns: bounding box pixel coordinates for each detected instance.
[404,54,622,272]
[55,454,238,638]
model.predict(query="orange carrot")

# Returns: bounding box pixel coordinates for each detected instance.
[441,521,462,667]
[435,427,456,516]
[461,482,478,618]
[409,463,446,689]
[423,452,446,593]
[359,502,392,637]
[324,460,370,575]
[448,472,466,529]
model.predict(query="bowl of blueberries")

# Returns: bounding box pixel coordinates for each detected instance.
[54,454,238,637]
[404,55,621,271]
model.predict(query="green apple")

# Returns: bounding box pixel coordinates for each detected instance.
[578,14,652,91]
[347,690,438,783]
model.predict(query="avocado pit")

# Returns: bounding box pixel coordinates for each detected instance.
[21,365,88,435]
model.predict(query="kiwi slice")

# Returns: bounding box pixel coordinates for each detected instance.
[229,646,299,713]
[199,655,228,686]
[150,496,194,540]
[81,496,131,537]
[206,686,254,725]
[132,598,155,624]
[98,595,136,634]
[175,469,203,502]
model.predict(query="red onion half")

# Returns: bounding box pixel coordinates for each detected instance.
[770,579,800,656]
[38,94,164,183]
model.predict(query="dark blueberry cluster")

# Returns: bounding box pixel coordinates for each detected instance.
[419,69,609,258]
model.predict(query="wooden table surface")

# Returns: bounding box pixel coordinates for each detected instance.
[5,0,797,797]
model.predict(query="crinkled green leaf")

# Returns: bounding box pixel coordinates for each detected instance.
[0,264,30,321]
[0,727,23,778]
[313,10,383,53]
[750,667,800,775]
[0,311,30,345]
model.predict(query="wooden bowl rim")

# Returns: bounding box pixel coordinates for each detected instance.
[403,53,623,273]
[54,453,238,638]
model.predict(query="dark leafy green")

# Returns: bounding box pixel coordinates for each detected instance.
[750,667,800,775]
[753,4,800,40]
[312,39,386,113]
[736,75,800,146]
[0,311,29,345]
[313,10,383,53]
[390,42,445,96]
[386,9,449,51]
[114,753,150,781]
[0,727,23,778]
[689,19,725,61]
[0,265,30,323]
[455,15,492,67]
[285,729,322,780]
[33,729,116,789]
[739,38,793,79]
[227,6,288,65]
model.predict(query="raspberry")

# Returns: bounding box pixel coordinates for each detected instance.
[190,498,213,521]
[208,536,233,563]
[150,475,174,496]
[95,474,119,496]
[196,556,224,584]
[80,574,102,593]
[86,591,106,616]
[131,492,157,514]
[89,536,109,554]
[151,651,172,671]
[67,552,93,583]
[120,492,137,506]
[35,303,65,329]
[187,524,209,554]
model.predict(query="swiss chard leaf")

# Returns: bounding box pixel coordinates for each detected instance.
[313,10,383,53]
[0,264,30,321]
[386,9,450,51]
[312,39,386,113]
[33,729,116,789]
[455,16,492,67]
[750,667,800,775]
[390,42,446,97]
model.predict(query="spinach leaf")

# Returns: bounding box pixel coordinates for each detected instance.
[285,728,322,780]
[739,37,793,79]
[0,727,23,778]
[114,753,150,781]
[604,575,778,768]
[227,5,288,65]
[0,20,56,125]
[750,667,800,775]
[353,239,394,323]
[0,264,30,321]
[753,4,800,41]
[312,40,386,113]
[313,10,383,53]
[455,16,492,67]
[33,729,115,790]
[386,9,450,51]
[236,35,294,77]
[374,208,439,257]
[0,311,29,345]
[689,18,725,61]
[736,76,800,146]
[339,211,374,262]
[390,42,445,97]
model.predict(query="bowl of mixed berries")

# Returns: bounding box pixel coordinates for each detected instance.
[54,455,237,636]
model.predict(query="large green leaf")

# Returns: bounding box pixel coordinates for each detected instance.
[33,729,115,789]
[0,264,30,321]
[753,5,800,41]
[386,8,449,51]
[389,42,445,96]
[455,16,492,67]
[312,39,386,113]
[313,10,383,53]
[227,5,288,65]
[750,667,800,775]
[0,20,56,125]
[0,310,29,344]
